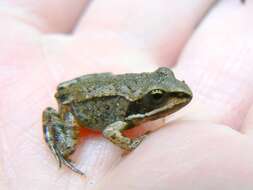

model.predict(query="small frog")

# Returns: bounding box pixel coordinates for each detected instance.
[42,67,192,175]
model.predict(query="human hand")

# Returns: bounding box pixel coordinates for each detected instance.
[1,1,253,190]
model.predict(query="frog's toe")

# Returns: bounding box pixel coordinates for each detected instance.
[53,147,62,168]
[45,142,63,168]
[53,148,84,175]
[129,135,146,150]
[61,158,85,176]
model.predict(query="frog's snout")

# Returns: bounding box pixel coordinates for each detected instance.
[171,80,193,106]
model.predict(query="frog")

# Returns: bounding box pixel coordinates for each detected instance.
[42,67,192,175]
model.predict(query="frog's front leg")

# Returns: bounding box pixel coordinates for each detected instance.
[103,121,146,151]
[42,107,84,175]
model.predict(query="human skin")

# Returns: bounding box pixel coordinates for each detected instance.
[1,0,253,190]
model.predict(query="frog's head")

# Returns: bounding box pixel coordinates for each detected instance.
[126,67,192,124]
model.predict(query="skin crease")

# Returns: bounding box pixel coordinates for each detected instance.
[1,0,253,190]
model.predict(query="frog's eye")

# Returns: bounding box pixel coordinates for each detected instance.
[149,89,165,103]
[127,89,167,115]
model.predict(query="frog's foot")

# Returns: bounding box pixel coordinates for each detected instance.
[103,121,146,151]
[128,135,146,150]
[42,107,84,176]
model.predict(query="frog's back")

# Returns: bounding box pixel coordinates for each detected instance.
[55,72,114,103]
[55,71,154,104]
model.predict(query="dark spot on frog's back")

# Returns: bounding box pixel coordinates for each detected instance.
[56,94,68,103]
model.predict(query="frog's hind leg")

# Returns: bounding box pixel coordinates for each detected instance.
[42,107,84,175]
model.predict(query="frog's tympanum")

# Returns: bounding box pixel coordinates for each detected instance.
[42,67,192,175]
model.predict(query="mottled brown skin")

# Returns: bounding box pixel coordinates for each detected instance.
[42,67,192,175]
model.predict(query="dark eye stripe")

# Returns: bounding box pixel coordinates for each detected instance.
[126,90,168,115]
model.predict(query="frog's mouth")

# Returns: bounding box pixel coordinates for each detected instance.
[125,95,192,124]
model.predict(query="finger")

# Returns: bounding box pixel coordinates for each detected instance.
[175,1,253,129]
[0,0,89,33]
[75,0,216,66]
[241,105,253,137]
[95,121,253,190]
